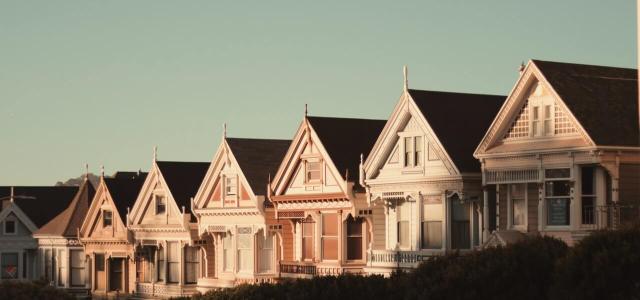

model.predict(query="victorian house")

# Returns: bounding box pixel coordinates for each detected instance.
[192,136,291,291]
[474,60,640,246]
[361,68,505,275]
[269,115,386,277]
[0,186,79,283]
[127,157,209,298]
[79,171,146,296]
[33,178,95,296]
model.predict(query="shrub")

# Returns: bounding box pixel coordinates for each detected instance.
[0,279,74,300]
[552,226,640,300]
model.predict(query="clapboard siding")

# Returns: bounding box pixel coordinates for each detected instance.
[372,204,386,250]
[527,183,539,232]
[498,185,507,230]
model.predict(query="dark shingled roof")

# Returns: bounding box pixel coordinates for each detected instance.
[533,60,639,147]
[156,161,209,218]
[306,116,386,184]
[35,180,95,236]
[104,171,147,223]
[409,89,506,172]
[0,186,79,228]
[226,138,291,194]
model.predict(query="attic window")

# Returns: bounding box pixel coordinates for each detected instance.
[225,176,237,197]
[4,220,16,235]
[156,195,166,215]
[305,161,321,183]
[403,136,423,167]
[102,210,112,227]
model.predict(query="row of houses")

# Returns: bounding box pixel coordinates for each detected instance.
[1,60,639,298]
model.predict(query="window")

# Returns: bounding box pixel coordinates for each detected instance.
[167,242,180,283]
[421,203,443,249]
[44,250,53,281]
[57,249,65,286]
[4,219,16,234]
[184,246,199,284]
[404,137,413,167]
[543,105,552,135]
[223,233,233,271]
[531,106,540,137]
[403,136,423,167]
[530,94,556,138]
[302,219,314,260]
[347,217,363,260]
[136,250,151,283]
[258,232,273,273]
[305,161,321,183]
[545,169,571,226]
[225,176,237,197]
[397,203,410,248]
[581,166,596,225]
[237,228,253,272]
[155,195,166,215]
[321,214,339,260]
[414,136,423,166]
[157,247,165,282]
[103,210,112,227]
[511,184,526,227]
[1,253,18,279]
[70,250,84,287]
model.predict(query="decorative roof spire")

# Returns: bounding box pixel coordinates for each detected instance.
[84,163,89,181]
[10,186,14,202]
[304,103,308,117]
[153,146,158,162]
[403,65,408,92]
[519,61,525,74]
[223,122,227,139]
[100,165,105,178]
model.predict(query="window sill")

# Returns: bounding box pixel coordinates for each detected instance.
[543,225,571,231]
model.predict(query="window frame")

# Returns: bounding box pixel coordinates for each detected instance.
[224,174,238,199]
[69,250,85,287]
[421,202,443,250]
[544,168,572,228]
[4,218,16,235]
[236,227,253,273]
[1,252,19,279]
[580,166,597,226]
[155,194,166,215]
[304,159,322,184]
[166,242,180,283]
[346,217,364,261]
[223,233,233,272]
[102,210,113,228]
[396,202,411,249]
[400,134,424,168]
[321,213,339,261]
[509,183,527,230]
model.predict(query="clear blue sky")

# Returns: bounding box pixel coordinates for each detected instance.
[0,0,636,185]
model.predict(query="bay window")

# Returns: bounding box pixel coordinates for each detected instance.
[421,203,443,249]
[237,228,253,272]
[258,232,273,273]
[321,213,338,260]
[69,250,84,287]
[397,202,410,249]
[184,246,199,284]
[302,220,314,261]
[223,233,233,272]
[346,217,363,260]
[157,247,165,282]
[167,242,180,283]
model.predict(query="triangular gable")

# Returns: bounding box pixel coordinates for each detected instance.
[129,163,187,227]
[364,90,459,180]
[80,180,128,240]
[475,61,595,156]
[271,119,349,197]
[0,202,38,233]
[193,139,258,210]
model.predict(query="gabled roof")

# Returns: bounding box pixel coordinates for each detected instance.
[104,171,147,224]
[306,116,386,182]
[0,186,79,228]
[156,161,209,215]
[409,89,506,172]
[533,60,639,147]
[35,179,95,237]
[226,138,291,194]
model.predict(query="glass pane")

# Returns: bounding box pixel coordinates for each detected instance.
[512,198,525,226]
[421,221,442,249]
[70,250,84,268]
[237,234,252,249]
[347,218,362,236]
[581,167,595,195]
[322,237,338,260]
[545,168,570,179]
[71,269,84,286]
[532,106,539,120]
[238,249,253,272]
[398,221,409,248]
[544,105,551,118]
[547,198,570,225]
[168,263,179,283]
[582,197,595,225]
[545,181,570,197]
[303,222,314,238]
[302,237,313,260]
[347,237,362,260]
[322,213,338,236]
[5,220,15,234]
[544,120,552,135]
[1,253,18,279]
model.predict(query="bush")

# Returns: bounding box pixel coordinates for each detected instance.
[0,279,74,300]
[552,226,640,300]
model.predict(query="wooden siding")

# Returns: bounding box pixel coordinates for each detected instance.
[527,183,539,232]
[371,204,386,250]
[498,185,507,230]
[620,164,640,206]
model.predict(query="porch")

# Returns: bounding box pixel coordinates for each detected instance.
[278,261,363,278]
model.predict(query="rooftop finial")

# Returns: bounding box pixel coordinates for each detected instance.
[10,186,14,202]
[519,61,525,74]
[100,165,105,178]
[153,146,158,162]
[304,104,308,117]
[403,65,408,91]
[84,163,89,181]
[223,123,227,139]
[360,153,364,165]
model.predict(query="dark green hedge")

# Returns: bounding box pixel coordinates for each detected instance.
[0,279,75,300]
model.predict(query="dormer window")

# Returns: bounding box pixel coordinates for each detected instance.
[225,176,237,197]
[155,195,166,215]
[102,210,112,227]
[403,136,423,167]
[305,160,321,183]
[4,220,16,235]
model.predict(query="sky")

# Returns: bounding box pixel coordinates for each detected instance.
[0,0,637,185]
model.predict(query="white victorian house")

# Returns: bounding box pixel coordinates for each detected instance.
[362,68,505,275]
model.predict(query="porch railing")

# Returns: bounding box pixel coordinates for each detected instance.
[279,262,344,276]
[581,204,640,230]
[366,250,436,270]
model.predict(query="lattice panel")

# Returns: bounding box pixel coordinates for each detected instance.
[504,100,529,139]
[554,104,577,135]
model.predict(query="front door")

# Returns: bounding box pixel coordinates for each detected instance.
[109,258,124,292]
[451,199,471,249]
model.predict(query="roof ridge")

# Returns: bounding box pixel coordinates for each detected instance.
[532,59,637,72]
[408,88,506,98]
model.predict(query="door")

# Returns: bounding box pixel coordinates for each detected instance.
[451,198,471,249]
[109,258,123,292]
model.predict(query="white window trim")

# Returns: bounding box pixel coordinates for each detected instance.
[303,158,323,185]
[154,193,167,216]
[529,95,555,138]
[508,184,527,231]
[3,218,17,235]
[398,132,424,169]
[102,210,113,228]
[542,168,572,230]
[222,174,238,201]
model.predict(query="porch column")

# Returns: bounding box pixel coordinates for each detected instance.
[482,187,490,243]
[91,253,96,292]
[179,242,184,286]
[442,192,449,250]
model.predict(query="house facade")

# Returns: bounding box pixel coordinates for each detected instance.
[0,186,79,283]
[192,137,291,291]
[127,159,209,298]
[79,171,146,296]
[269,115,386,277]
[33,178,95,296]
[362,69,506,274]
[474,60,640,246]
